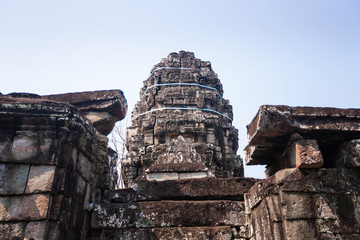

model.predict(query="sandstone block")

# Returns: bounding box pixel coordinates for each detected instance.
[249,200,272,240]
[0,222,26,240]
[265,194,282,222]
[147,172,178,181]
[244,182,264,210]
[245,105,360,165]
[0,194,50,221]
[43,89,127,135]
[77,152,92,181]
[26,165,55,193]
[76,175,87,200]
[178,171,208,179]
[144,131,154,145]
[338,139,360,167]
[0,138,12,162]
[12,135,38,162]
[92,200,246,229]
[24,221,48,240]
[112,177,257,202]
[46,221,60,240]
[283,220,317,240]
[279,192,316,219]
[48,195,64,220]
[0,164,29,194]
[289,139,323,168]
[84,183,91,210]
[316,219,360,234]
[10,135,56,164]
[318,233,360,240]
[315,193,356,220]
[100,226,232,240]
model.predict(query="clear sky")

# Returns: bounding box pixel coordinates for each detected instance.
[1,1,359,178]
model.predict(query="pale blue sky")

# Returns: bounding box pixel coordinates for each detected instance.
[1,1,359,178]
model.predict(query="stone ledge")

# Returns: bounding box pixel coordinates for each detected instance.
[245,105,360,165]
[245,168,360,211]
[112,177,258,202]
[91,200,246,229]
[99,226,232,240]
[43,90,127,135]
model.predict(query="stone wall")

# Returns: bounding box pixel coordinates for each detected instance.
[244,105,360,240]
[0,91,126,240]
[245,168,360,240]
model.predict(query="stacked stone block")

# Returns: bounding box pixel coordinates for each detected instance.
[91,177,258,240]
[0,91,126,240]
[245,168,360,240]
[244,105,360,239]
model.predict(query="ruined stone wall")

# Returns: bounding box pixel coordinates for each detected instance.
[123,51,242,187]
[2,53,360,240]
[244,105,360,240]
[245,168,360,240]
[0,91,126,240]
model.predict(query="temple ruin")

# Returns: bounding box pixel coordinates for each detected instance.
[123,51,243,187]
[0,51,360,239]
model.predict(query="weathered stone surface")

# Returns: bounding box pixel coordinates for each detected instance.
[0,222,26,240]
[146,162,209,173]
[24,221,48,240]
[283,219,317,240]
[245,105,360,165]
[112,177,258,202]
[47,222,60,240]
[178,171,208,179]
[124,51,243,186]
[279,192,316,219]
[0,164,29,194]
[290,139,323,168]
[316,218,360,234]
[245,167,360,240]
[92,200,246,229]
[25,165,55,193]
[100,226,232,240]
[0,138,12,162]
[43,90,127,135]
[0,194,50,221]
[337,139,360,167]
[0,90,127,239]
[0,94,107,167]
[11,135,38,162]
[146,172,179,181]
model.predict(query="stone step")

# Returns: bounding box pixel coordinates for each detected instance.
[99,226,233,240]
[91,200,246,229]
[111,177,258,202]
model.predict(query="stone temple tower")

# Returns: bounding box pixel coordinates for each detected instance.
[123,51,243,187]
